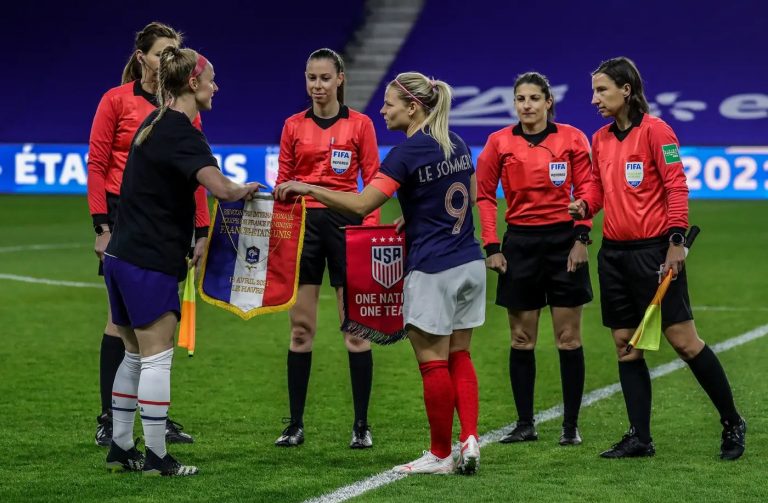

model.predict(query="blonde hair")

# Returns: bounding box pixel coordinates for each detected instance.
[388,72,454,159]
[121,22,183,85]
[134,46,199,145]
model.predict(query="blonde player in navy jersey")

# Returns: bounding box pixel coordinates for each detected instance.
[276,72,485,475]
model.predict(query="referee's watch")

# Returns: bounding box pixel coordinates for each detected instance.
[576,233,592,245]
[669,232,685,246]
[94,224,110,236]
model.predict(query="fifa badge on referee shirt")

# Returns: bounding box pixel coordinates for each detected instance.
[625,161,644,188]
[331,149,352,174]
[549,162,567,187]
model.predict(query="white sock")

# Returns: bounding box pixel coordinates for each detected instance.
[138,348,174,458]
[111,351,141,451]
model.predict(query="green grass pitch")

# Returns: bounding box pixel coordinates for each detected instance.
[0,196,766,502]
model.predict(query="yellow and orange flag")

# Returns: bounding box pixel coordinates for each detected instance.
[178,266,196,357]
[626,225,701,353]
[627,270,674,352]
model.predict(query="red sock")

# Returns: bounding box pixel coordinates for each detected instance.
[449,350,479,442]
[419,360,454,458]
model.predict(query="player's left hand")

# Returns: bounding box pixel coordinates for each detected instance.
[274,181,311,201]
[661,244,686,281]
[190,237,208,274]
[567,241,588,272]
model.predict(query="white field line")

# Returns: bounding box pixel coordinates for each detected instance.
[694,305,768,312]
[304,323,768,503]
[3,273,766,314]
[0,273,103,289]
[0,243,85,254]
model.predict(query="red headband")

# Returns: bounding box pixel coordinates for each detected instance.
[394,79,431,111]
[190,54,208,79]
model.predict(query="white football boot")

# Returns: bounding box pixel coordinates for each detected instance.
[456,435,480,475]
[393,450,454,474]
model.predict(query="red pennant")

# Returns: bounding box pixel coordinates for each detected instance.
[342,225,407,344]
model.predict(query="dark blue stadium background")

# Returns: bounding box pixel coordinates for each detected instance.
[365,0,767,146]
[3,1,364,144]
[3,0,766,146]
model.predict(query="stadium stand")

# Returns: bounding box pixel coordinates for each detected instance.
[363,0,767,146]
[2,1,365,144]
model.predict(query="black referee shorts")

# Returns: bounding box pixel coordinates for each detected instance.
[300,208,362,287]
[598,236,693,330]
[496,222,593,311]
[97,193,120,277]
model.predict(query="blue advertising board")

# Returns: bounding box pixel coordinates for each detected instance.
[1,144,766,199]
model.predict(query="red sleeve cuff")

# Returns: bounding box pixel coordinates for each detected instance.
[369,172,400,197]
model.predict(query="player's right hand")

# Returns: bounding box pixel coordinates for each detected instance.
[568,199,587,220]
[393,215,405,233]
[242,182,267,200]
[485,252,507,274]
[94,233,110,262]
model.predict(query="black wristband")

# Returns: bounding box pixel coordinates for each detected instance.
[667,226,687,240]
[195,226,209,241]
[92,213,109,227]
[573,224,591,245]
[573,224,591,237]
[484,243,501,257]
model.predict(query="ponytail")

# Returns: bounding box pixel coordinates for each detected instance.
[390,72,455,159]
[422,81,453,159]
[134,46,198,145]
[121,53,141,85]
[134,106,169,146]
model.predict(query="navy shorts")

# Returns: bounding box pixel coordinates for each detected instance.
[496,222,593,311]
[103,255,181,328]
[300,208,362,287]
[598,236,693,330]
[97,193,120,277]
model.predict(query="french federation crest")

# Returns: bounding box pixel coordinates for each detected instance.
[549,162,567,187]
[371,245,404,289]
[330,149,352,174]
[245,246,260,265]
[625,161,644,188]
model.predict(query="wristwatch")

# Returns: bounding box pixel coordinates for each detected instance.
[669,232,685,246]
[576,233,592,245]
[94,225,110,236]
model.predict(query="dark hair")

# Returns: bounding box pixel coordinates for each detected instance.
[514,71,555,120]
[121,22,183,85]
[134,46,199,145]
[592,57,649,119]
[307,48,345,104]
